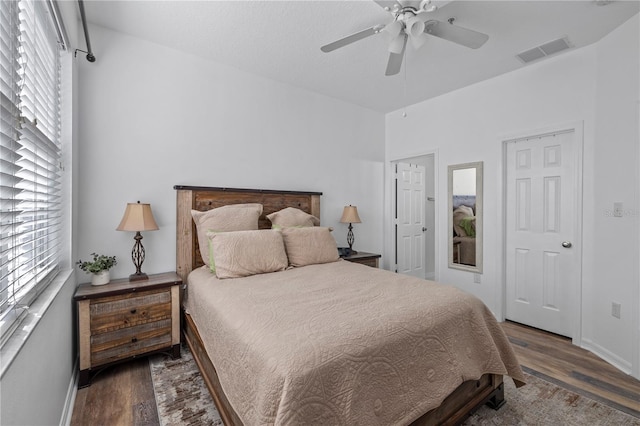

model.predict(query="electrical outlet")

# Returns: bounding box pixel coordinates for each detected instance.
[474,273,481,284]
[612,302,621,319]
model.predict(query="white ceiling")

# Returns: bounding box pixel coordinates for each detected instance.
[83,0,639,113]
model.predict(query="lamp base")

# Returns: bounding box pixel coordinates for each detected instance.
[129,272,148,282]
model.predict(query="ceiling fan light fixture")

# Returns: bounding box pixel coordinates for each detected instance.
[406,16,426,38]
[382,20,403,41]
[388,34,406,54]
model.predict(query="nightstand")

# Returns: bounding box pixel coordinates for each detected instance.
[74,272,182,388]
[343,251,381,268]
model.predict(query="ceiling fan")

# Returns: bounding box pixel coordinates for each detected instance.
[321,0,489,76]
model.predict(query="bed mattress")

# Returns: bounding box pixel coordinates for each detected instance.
[185,260,524,426]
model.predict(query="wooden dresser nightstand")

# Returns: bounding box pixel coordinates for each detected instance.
[343,251,381,268]
[73,272,182,388]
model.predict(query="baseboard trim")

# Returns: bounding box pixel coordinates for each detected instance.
[59,358,78,426]
[425,273,435,280]
[581,338,632,375]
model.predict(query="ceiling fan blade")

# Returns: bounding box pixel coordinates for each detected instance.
[424,19,489,49]
[385,33,407,76]
[321,25,384,53]
[373,0,403,12]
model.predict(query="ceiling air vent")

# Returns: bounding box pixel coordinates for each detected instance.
[516,37,572,64]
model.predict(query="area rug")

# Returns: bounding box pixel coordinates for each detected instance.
[150,349,223,425]
[150,347,639,425]
[464,369,640,426]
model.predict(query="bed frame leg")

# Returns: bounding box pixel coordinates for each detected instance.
[485,382,506,410]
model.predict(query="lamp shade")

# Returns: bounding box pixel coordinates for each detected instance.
[116,202,159,232]
[340,205,361,224]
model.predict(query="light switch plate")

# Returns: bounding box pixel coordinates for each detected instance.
[612,302,621,319]
[614,202,623,217]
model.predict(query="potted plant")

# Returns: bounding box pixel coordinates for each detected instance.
[77,253,117,286]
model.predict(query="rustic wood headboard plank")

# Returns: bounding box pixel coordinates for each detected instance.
[174,186,322,282]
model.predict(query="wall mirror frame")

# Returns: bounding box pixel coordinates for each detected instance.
[448,161,483,273]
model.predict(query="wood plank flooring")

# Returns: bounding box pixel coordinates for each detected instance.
[502,321,640,416]
[70,322,640,424]
[71,358,159,426]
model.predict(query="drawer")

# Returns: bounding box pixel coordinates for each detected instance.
[90,289,171,334]
[90,319,172,366]
[356,258,378,267]
[349,258,378,267]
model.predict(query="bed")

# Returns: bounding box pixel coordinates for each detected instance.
[451,196,477,267]
[174,185,524,426]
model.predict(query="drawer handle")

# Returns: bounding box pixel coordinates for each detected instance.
[131,337,138,343]
[130,309,137,314]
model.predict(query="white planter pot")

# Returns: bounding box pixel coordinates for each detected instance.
[91,270,110,286]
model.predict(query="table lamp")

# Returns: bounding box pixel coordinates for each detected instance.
[116,201,159,281]
[340,205,361,253]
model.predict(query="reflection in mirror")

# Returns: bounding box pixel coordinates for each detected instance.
[448,162,483,273]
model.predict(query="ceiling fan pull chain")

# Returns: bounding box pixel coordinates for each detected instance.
[403,48,408,118]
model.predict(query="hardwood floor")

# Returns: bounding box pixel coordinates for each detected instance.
[70,322,640,425]
[71,358,159,426]
[502,321,640,416]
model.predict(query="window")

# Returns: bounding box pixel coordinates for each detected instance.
[0,0,64,341]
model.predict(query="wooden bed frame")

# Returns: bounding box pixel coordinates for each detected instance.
[174,185,505,426]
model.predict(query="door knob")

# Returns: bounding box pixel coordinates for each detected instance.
[422,227,427,232]
[561,241,572,248]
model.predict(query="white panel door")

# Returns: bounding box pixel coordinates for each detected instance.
[397,163,426,278]
[506,131,577,337]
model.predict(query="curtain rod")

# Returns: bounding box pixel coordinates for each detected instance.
[47,0,69,51]
[77,0,95,62]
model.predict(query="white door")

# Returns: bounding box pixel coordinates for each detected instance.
[396,163,426,278]
[505,131,578,337]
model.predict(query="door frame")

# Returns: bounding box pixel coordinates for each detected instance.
[387,149,439,281]
[497,121,584,345]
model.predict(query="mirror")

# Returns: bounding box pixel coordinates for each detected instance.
[448,162,483,273]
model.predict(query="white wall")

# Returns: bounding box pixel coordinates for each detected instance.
[385,14,639,377]
[587,13,640,376]
[76,24,385,281]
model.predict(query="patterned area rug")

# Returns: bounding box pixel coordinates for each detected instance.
[150,349,222,425]
[150,347,639,425]
[464,370,640,426]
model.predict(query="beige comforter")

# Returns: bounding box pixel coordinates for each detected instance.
[186,260,525,426]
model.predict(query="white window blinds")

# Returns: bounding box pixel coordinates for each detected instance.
[0,0,63,340]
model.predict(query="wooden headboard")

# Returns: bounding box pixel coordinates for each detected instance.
[174,185,322,282]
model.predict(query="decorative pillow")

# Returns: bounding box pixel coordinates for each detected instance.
[452,205,474,237]
[267,207,320,228]
[207,230,288,279]
[459,216,476,238]
[281,227,339,267]
[191,203,263,266]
